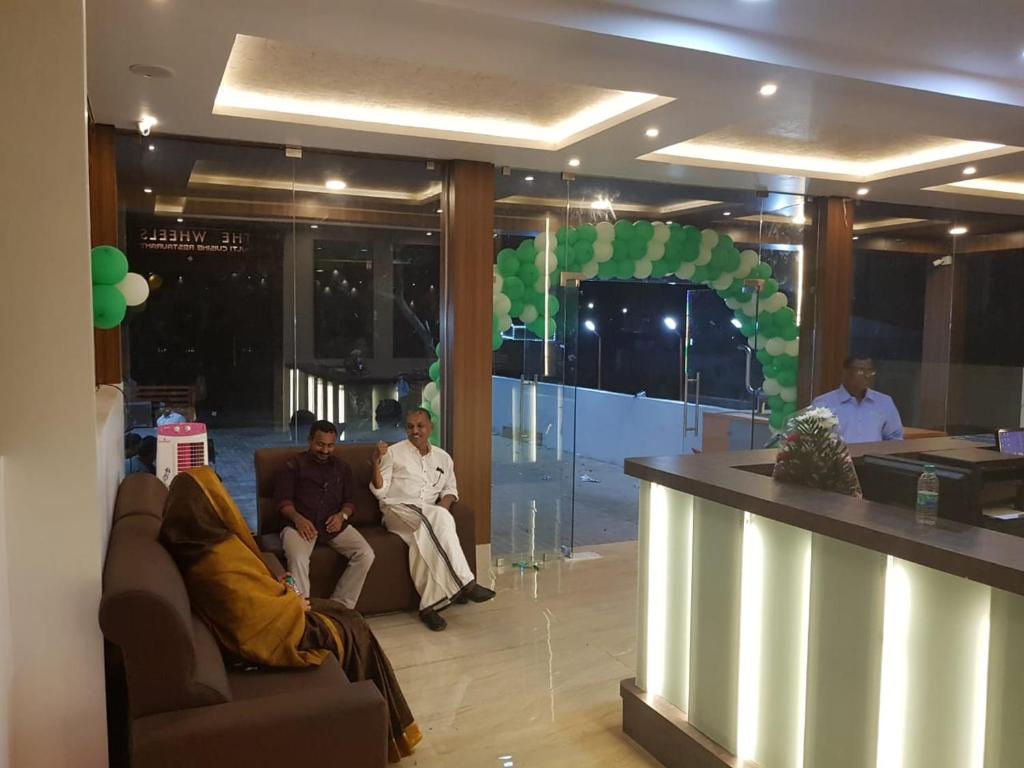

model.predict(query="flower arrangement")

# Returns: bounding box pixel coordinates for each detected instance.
[772,407,862,497]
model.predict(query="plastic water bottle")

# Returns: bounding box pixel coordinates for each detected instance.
[915,464,939,526]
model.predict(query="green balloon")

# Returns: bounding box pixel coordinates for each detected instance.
[756,348,772,366]
[91,245,129,286]
[691,266,709,284]
[741,320,756,338]
[612,241,630,261]
[503,276,525,299]
[763,364,778,381]
[756,312,777,334]
[757,263,773,279]
[510,299,525,317]
[615,260,634,279]
[782,401,797,416]
[633,220,654,242]
[713,242,740,273]
[576,224,597,243]
[492,315,500,334]
[544,295,561,316]
[614,219,635,241]
[428,361,440,381]
[597,260,616,279]
[519,263,539,286]
[556,226,577,246]
[628,240,645,260]
[779,323,798,341]
[554,243,571,267]
[93,283,127,329]
[760,278,779,299]
[573,242,594,264]
[769,411,786,430]
[497,249,519,276]
[516,239,537,258]
[776,354,798,371]
[492,332,503,351]
[777,369,797,388]
[435,342,441,357]
[652,260,670,278]
[776,306,797,327]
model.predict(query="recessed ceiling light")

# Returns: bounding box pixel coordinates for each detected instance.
[759,82,778,97]
[148,144,156,151]
[436,208,443,214]
[137,115,158,136]
[857,187,870,196]
[962,165,977,175]
[852,235,860,240]
[129,64,175,79]
[143,187,153,194]
[949,226,968,235]
[325,179,346,190]
[426,231,433,236]
[621,307,628,314]
[177,217,184,223]
[310,224,318,229]
[645,127,660,138]
[524,175,535,182]
[722,211,732,216]
[568,158,581,168]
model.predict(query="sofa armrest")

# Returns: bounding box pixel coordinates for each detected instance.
[259,550,286,580]
[132,679,387,768]
[450,501,477,579]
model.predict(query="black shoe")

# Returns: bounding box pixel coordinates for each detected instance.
[419,608,447,631]
[466,583,496,603]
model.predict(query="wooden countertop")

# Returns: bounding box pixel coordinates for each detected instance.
[625,438,1024,598]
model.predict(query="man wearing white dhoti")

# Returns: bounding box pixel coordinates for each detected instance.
[370,408,495,631]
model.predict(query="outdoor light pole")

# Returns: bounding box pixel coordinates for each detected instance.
[664,316,683,402]
[584,319,602,391]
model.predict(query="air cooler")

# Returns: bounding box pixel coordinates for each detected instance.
[156,422,209,486]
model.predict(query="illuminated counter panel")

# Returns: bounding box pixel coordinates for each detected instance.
[622,438,1024,768]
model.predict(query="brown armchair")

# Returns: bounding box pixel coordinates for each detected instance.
[254,442,476,615]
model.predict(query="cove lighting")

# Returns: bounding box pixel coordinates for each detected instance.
[857,187,870,196]
[568,158,581,168]
[876,557,911,768]
[963,166,977,175]
[949,226,968,235]
[759,82,778,97]
[645,127,660,138]
[325,179,347,190]
[644,484,670,698]
[737,514,765,761]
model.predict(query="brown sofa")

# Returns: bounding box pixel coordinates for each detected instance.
[254,442,476,615]
[100,473,389,768]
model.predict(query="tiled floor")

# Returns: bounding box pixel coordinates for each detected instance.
[367,541,661,767]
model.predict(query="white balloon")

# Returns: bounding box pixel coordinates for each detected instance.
[633,259,653,279]
[423,381,439,402]
[582,260,599,279]
[595,221,615,242]
[765,337,786,356]
[763,292,788,312]
[711,273,733,290]
[535,276,548,294]
[732,262,752,280]
[762,378,781,396]
[785,339,800,356]
[740,249,759,271]
[695,244,713,266]
[676,262,696,280]
[755,335,768,350]
[493,271,503,294]
[493,293,512,315]
[780,386,798,403]
[646,241,665,261]
[700,228,719,249]
[652,223,671,244]
[535,252,556,274]
[498,313,513,332]
[116,272,150,307]
[593,242,614,262]
[534,233,549,253]
[520,304,539,324]
[725,297,741,310]
[430,394,442,414]
[741,300,759,317]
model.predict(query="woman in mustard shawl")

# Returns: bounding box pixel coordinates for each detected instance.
[159,466,421,762]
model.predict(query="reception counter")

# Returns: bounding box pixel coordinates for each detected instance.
[621,437,1024,768]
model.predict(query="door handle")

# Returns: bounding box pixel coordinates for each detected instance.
[683,371,702,436]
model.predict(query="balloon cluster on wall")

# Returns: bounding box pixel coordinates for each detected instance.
[489,220,800,432]
[91,245,149,329]
[421,342,442,446]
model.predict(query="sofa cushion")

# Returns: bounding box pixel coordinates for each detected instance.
[227,654,349,702]
[113,472,168,525]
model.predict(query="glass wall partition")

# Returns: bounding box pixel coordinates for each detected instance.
[116,135,443,528]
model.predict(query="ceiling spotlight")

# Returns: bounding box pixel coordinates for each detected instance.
[148,144,156,151]
[949,226,968,236]
[663,316,679,331]
[143,187,153,194]
[310,224,319,229]
[852,235,860,240]
[426,231,433,236]
[759,82,778,97]
[856,187,870,196]
[176,217,184,223]
[524,175,535,182]
[962,165,977,175]
[137,115,158,136]
[568,158,581,168]
[587,302,594,309]
[436,208,443,214]
[645,127,660,138]
[621,307,628,314]
[731,318,742,329]
[723,211,732,216]
[325,179,347,190]
[584,319,597,332]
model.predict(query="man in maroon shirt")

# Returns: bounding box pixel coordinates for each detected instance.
[274,420,374,608]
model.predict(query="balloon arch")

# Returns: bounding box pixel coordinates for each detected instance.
[422,220,800,442]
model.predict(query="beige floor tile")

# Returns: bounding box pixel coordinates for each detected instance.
[369,542,661,767]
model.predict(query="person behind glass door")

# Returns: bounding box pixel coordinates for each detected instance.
[274,420,375,608]
[811,354,904,443]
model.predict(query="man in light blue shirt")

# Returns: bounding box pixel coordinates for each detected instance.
[811,355,904,443]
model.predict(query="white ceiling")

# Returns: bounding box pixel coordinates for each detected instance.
[87,0,1024,215]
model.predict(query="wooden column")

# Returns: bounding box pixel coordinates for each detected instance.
[442,160,495,545]
[918,256,967,430]
[798,197,855,404]
[89,122,122,384]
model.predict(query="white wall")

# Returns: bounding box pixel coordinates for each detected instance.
[0,2,109,765]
